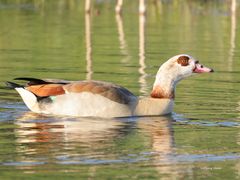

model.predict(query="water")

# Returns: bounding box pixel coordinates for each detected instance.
[0,0,240,179]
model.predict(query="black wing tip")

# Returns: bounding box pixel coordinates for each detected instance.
[5,81,23,89]
[6,77,47,89]
[14,77,46,82]
[14,77,48,85]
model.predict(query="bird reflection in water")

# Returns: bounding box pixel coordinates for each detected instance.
[14,112,183,177]
[137,116,182,178]
[15,112,131,146]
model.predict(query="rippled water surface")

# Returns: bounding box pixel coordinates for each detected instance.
[0,1,240,179]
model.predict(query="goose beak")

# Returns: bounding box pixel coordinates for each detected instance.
[193,63,214,73]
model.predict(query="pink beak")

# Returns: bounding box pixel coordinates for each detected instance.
[193,63,214,73]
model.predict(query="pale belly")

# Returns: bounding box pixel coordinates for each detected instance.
[42,92,137,118]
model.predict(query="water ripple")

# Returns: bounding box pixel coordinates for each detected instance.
[172,113,240,127]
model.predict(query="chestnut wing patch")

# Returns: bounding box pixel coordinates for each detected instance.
[26,84,65,97]
[63,81,135,104]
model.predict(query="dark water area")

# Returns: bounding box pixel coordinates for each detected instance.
[0,0,240,179]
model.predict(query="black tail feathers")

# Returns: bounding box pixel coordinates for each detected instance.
[5,81,23,89]
[5,80,50,102]
[5,77,47,89]
[6,77,68,89]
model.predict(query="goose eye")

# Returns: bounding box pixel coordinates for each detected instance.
[177,56,189,66]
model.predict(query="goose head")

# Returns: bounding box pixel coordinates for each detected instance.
[151,54,214,99]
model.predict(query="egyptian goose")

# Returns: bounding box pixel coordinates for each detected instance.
[6,54,213,118]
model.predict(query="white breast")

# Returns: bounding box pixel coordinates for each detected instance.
[134,97,174,116]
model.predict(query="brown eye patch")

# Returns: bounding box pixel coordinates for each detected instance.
[177,56,189,66]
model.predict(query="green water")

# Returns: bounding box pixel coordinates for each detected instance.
[0,0,240,179]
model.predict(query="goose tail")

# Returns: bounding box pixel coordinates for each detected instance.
[5,81,40,113]
[5,81,23,89]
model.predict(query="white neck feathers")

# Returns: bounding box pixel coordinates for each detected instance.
[151,63,178,99]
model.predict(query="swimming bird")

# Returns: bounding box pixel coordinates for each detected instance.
[6,54,213,118]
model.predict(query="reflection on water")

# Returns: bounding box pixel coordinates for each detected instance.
[138,14,148,95]
[115,13,130,63]
[0,0,240,179]
[0,101,239,178]
[12,113,135,171]
[0,110,236,178]
[15,113,127,145]
[139,0,146,15]
[85,0,91,14]
[115,0,123,14]
[85,12,93,80]
[228,0,237,70]
[137,116,177,178]
[14,113,177,168]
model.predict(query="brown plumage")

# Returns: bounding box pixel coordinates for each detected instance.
[25,80,135,105]
[151,85,175,99]
[63,81,135,104]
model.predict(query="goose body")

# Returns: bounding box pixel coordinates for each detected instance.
[6,54,213,118]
